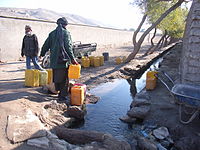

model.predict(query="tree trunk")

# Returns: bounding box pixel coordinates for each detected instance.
[149,32,166,54]
[144,28,157,56]
[132,14,147,46]
[180,0,200,85]
[125,0,184,63]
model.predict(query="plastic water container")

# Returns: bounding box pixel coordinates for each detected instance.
[102,52,109,61]
[68,64,81,79]
[25,69,39,87]
[146,71,158,90]
[81,57,90,68]
[146,71,158,79]
[74,83,87,98]
[99,56,104,66]
[46,69,53,84]
[89,56,94,66]
[94,57,100,67]
[122,56,126,62]
[71,86,85,105]
[115,57,122,65]
[39,70,48,86]
[146,78,157,90]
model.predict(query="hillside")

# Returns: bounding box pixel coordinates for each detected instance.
[0,7,108,27]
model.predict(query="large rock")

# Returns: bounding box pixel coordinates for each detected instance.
[6,109,46,143]
[135,91,150,100]
[55,127,131,149]
[119,115,137,124]
[127,106,150,119]
[67,106,85,120]
[102,134,131,150]
[137,137,157,150]
[27,137,49,149]
[130,98,151,108]
[55,127,105,144]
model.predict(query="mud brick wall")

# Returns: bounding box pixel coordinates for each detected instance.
[0,16,134,62]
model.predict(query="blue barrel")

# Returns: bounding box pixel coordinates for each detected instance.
[102,52,109,61]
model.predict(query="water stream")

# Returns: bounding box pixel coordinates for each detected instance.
[77,58,163,142]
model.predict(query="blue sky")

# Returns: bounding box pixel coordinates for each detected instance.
[0,0,143,29]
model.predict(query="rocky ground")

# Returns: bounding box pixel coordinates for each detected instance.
[0,42,199,150]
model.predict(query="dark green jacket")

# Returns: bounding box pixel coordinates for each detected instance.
[40,28,75,69]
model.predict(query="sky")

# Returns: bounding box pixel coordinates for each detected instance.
[0,0,144,29]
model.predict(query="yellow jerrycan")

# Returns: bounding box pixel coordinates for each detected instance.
[71,85,85,105]
[122,56,126,63]
[146,71,158,90]
[89,56,95,67]
[115,57,122,65]
[99,56,104,66]
[68,64,81,79]
[94,57,100,67]
[81,57,90,68]
[46,69,53,84]
[39,70,48,86]
[25,69,40,87]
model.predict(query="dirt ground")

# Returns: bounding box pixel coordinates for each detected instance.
[0,42,199,150]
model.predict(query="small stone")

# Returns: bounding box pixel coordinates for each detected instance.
[119,115,137,124]
[27,137,49,149]
[153,127,169,140]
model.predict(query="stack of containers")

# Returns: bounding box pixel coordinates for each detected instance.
[146,71,158,90]
[68,64,86,106]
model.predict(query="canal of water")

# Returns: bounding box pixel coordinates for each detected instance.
[77,58,163,143]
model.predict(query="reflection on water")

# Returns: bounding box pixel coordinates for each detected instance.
[77,58,163,142]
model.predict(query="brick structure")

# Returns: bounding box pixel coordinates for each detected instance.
[180,0,200,85]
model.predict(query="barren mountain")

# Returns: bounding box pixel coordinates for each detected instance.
[0,7,108,27]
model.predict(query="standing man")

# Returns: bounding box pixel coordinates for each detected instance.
[40,17,78,103]
[21,25,44,70]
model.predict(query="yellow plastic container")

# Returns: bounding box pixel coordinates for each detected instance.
[146,71,158,79]
[46,69,53,84]
[115,57,122,65]
[94,57,100,67]
[71,86,85,105]
[146,71,158,90]
[39,70,48,86]
[122,56,126,62]
[81,57,90,68]
[146,78,157,90]
[99,56,104,66]
[25,69,39,87]
[68,64,81,79]
[89,56,94,66]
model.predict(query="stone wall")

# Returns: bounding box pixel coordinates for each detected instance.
[0,16,133,62]
[180,0,200,85]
